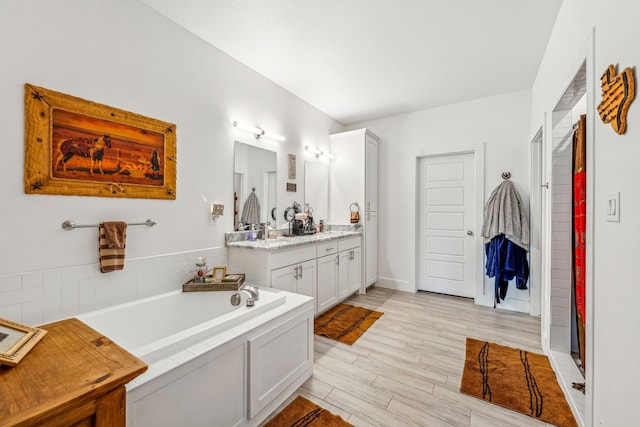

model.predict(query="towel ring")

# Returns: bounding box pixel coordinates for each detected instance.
[501,172,511,180]
[350,202,360,212]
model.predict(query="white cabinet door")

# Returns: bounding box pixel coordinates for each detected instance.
[317,254,338,313]
[365,136,378,212]
[365,211,378,287]
[270,264,298,293]
[248,309,313,418]
[337,250,351,300]
[338,248,362,300]
[271,260,316,311]
[348,247,362,295]
[130,342,246,427]
[296,259,316,300]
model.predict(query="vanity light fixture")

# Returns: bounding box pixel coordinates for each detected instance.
[233,121,285,142]
[305,145,334,159]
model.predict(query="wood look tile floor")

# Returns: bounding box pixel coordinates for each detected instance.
[262,286,559,427]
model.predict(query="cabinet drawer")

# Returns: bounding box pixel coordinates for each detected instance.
[338,236,361,252]
[317,241,337,257]
[271,245,317,270]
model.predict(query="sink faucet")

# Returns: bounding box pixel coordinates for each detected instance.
[230,284,260,307]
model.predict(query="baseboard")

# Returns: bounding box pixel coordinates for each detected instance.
[548,349,586,427]
[375,276,414,293]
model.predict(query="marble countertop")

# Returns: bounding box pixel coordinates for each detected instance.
[226,230,361,251]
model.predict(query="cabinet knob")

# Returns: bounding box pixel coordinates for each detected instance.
[467,230,474,236]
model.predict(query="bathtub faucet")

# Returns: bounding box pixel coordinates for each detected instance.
[230,284,259,307]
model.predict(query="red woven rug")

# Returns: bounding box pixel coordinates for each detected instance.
[314,303,383,345]
[264,395,352,427]
[460,338,578,427]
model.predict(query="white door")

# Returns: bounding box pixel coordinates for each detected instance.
[417,153,475,297]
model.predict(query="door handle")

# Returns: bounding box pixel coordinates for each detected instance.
[467,230,474,236]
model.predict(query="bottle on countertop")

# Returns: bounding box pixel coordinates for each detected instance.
[249,224,257,241]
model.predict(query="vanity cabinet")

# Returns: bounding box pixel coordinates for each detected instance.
[228,234,361,315]
[316,238,362,314]
[330,129,379,290]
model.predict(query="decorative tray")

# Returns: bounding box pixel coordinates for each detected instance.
[182,273,245,292]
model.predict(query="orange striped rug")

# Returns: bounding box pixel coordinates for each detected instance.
[460,338,578,427]
[264,396,352,427]
[314,303,383,345]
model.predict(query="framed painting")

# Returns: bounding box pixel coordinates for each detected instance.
[0,318,47,367]
[24,84,176,199]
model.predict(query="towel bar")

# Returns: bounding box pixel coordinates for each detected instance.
[61,219,156,230]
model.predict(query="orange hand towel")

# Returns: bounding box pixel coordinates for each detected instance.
[99,222,127,273]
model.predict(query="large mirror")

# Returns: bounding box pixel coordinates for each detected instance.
[234,142,277,230]
[304,161,329,223]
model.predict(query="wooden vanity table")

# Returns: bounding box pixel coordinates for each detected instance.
[0,318,147,426]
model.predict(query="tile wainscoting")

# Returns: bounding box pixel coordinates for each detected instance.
[0,247,227,326]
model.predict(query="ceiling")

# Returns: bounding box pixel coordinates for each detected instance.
[141,0,563,125]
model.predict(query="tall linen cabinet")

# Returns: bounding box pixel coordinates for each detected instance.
[329,129,379,292]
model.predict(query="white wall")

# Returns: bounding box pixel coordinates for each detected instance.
[347,90,532,298]
[532,0,640,424]
[0,0,342,324]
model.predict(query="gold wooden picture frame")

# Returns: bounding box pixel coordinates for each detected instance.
[212,266,227,282]
[0,318,47,367]
[24,84,177,199]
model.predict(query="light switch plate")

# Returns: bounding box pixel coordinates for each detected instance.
[606,192,620,222]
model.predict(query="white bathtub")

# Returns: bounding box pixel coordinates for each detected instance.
[78,287,314,427]
[79,288,286,363]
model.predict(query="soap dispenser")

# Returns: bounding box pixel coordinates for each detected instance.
[249,224,257,241]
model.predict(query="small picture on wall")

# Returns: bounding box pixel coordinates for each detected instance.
[288,154,296,179]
